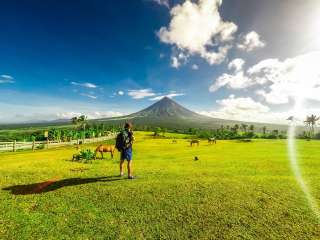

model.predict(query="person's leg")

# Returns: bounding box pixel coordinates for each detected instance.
[127,160,132,177]
[120,159,125,176]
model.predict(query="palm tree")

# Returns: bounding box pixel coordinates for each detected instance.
[305,115,319,138]
[262,126,267,135]
[71,115,88,131]
[78,115,88,131]
[71,116,78,125]
[241,124,248,133]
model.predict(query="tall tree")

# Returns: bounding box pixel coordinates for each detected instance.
[262,126,267,135]
[305,115,319,138]
[241,124,248,133]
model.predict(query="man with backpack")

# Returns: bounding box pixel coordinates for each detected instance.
[116,122,135,179]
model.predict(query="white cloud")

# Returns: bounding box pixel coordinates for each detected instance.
[159,53,165,59]
[216,96,270,115]
[171,56,181,68]
[198,96,291,123]
[228,58,245,72]
[210,51,320,104]
[170,52,188,68]
[56,111,123,120]
[80,93,97,99]
[1,75,14,80]
[158,0,237,65]
[128,89,156,99]
[149,91,185,101]
[191,64,199,70]
[152,0,170,8]
[117,90,124,96]
[71,81,97,88]
[0,74,15,84]
[210,71,251,92]
[237,31,266,52]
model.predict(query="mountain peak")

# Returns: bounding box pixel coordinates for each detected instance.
[129,96,204,119]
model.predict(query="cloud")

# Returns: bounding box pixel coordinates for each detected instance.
[170,52,188,68]
[198,95,289,123]
[56,111,123,120]
[149,91,185,101]
[158,0,237,65]
[191,64,199,70]
[117,90,124,96]
[171,56,181,68]
[210,51,320,104]
[152,0,170,8]
[237,31,266,52]
[71,81,97,88]
[128,89,156,99]
[80,93,97,99]
[159,53,165,59]
[228,58,245,72]
[209,71,251,92]
[0,74,15,84]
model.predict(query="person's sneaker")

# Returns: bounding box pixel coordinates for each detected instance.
[128,176,135,180]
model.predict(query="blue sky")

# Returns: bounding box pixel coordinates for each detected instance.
[0,0,320,123]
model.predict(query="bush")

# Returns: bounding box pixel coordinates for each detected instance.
[37,144,45,150]
[73,149,96,163]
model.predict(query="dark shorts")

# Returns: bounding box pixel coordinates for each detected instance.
[121,148,132,161]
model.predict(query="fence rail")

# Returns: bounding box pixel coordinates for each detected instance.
[0,134,116,152]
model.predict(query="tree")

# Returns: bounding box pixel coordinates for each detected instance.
[249,125,255,133]
[241,124,248,133]
[304,115,319,138]
[162,127,167,137]
[78,115,88,131]
[262,126,267,135]
[154,127,161,137]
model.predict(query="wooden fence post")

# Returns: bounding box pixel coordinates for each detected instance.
[32,140,35,151]
[13,140,16,152]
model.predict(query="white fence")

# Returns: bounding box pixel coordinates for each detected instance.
[0,135,116,152]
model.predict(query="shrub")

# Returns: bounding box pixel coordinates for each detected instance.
[37,144,45,150]
[73,149,96,163]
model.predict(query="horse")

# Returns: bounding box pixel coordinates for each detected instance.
[190,140,200,147]
[95,144,115,159]
[208,137,217,144]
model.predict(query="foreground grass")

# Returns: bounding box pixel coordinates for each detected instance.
[0,132,319,239]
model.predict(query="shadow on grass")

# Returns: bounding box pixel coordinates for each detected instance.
[2,176,123,195]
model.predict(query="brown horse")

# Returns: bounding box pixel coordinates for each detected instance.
[95,144,115,159]
[190,140,200,147]
[208,138,217,144]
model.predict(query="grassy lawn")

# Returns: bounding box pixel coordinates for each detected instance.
[0,131,319,239]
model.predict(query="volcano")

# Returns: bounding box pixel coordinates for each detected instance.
[127,97,206,119]
[98,97,245,129]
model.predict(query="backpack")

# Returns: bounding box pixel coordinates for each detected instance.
[115,130,130,151]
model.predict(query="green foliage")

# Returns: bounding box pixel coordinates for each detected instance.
[73,149,96,163]
[36,144,45,150]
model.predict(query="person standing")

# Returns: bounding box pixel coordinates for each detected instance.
[116,122,135,179]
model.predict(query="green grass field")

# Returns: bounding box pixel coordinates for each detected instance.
[1,131,319,239]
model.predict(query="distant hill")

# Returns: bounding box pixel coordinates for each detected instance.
[96,97,289,132]
[0,97,293,132]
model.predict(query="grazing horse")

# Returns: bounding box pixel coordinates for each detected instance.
[190,140,200,147]
[208,137,217,144]
[95,144,115,159]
